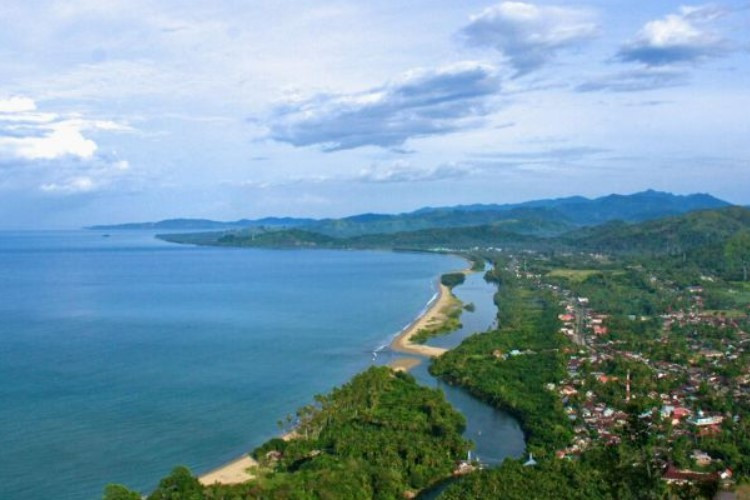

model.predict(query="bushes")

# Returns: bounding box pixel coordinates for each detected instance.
[440,272,466,289]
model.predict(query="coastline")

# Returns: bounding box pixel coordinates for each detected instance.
[389,264,474,361]
[389,282,453,358]
[199,455,258,486]
[199,431,297,486]
[201,262,474,486]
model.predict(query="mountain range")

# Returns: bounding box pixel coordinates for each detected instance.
[90,190,730,237]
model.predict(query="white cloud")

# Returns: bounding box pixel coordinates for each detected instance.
[40,176,96,194]
[617,4,729,65]
[268,62,502,151]
[0,96,135,196]
[354,160,475,184]
[0,96,36,113]
[0,98,131,161]
[460,2,599,76]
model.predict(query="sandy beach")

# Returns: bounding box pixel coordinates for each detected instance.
[390,281,461,358]
[199,431,297,486]
[388,357,423,372]
[199,455,258,486]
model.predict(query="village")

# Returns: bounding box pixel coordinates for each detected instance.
[505,259,750,490]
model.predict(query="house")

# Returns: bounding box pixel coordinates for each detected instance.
[593,325,609,336]
[689,413,724,427]
[662,464,717,485]
[560,386,578,396]
[691,450,712,467]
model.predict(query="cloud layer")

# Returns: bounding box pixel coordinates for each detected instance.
[354,160,474,184]
[617,5,728,65]
[576,67,690,92]
[0,97,132,194]
[268,62,501,152]
[460,1,598,76]
[0,97,129,161]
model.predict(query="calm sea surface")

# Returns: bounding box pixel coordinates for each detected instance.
[0,231,521,499]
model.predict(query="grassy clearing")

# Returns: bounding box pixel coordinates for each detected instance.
[547,269,601,282]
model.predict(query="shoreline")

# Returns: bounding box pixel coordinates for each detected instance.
[201,262,475,486]
[389,264,474,361]
[199,455,258,486]
[199,431,296,486]
[389,282,453,358]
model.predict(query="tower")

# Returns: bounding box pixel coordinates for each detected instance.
[625,370,631,403]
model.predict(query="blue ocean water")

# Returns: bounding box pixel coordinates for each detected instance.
[0,231,475,499]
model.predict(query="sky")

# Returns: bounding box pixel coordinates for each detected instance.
[0,1,748,228]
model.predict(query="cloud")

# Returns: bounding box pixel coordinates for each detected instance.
[460,2,598,76]
[617,5,729,65]
[40,176,97,194]
[354,160,475,184]
[267,62,502,152]
[472,146,610,160]
[463,145,619,175]
[0,96,134,194]
[576,67,690,92]
[0,96,36,113]
[0,97,131,161]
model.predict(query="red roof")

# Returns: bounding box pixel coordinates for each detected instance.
[662,464,717,483]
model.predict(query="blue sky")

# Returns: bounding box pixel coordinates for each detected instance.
[0,1,748,227]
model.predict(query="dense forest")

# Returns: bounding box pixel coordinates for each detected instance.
[431,266,573,455]
[104,367,471,499]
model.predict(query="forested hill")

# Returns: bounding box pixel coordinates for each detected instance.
[161,206,750,282]
[160,224,546,251]
[564,206,750,254]
[92,190,729,237]
[563,206,750,281]
[306,206,572,237]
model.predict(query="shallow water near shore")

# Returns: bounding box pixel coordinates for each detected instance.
[0,231,523,499]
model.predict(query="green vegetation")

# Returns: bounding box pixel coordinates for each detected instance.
[440,272,466,289]
[725,230,750,281]
[441,444,670,500]
[128,202,750,499]
[547,268,601,283]
[467,255,486,272]
[410,295,464,344]
[431,267,572,456]
[161,205,750,287]
[105,367,470,499]
[101,190,729,236]
[161,223,546,251]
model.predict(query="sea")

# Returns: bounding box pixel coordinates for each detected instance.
[0,230,523,499]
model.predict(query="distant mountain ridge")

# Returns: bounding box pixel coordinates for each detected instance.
[415,190,729,225]
[90,190,731,236]
[89,216,315,231]
[160,205,750,282]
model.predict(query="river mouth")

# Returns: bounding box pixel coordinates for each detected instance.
[379,267,525,467]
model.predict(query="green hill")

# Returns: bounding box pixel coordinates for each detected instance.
[93,190,729,237]
[564,206,750,254]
